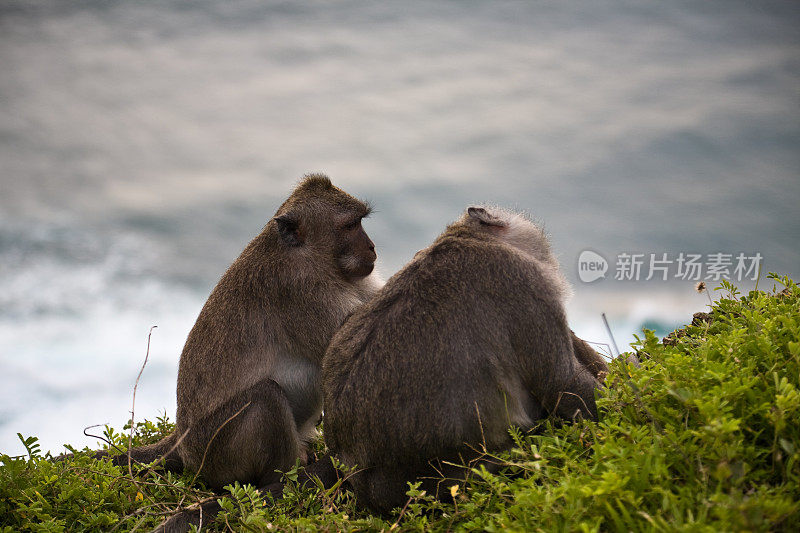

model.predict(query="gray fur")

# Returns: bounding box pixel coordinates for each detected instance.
[322,205,607,514]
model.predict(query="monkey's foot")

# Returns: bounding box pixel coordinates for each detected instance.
[155,497,222,533]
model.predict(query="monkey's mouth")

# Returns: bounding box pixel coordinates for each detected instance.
[354,261,375,278]
[339,254,375,280]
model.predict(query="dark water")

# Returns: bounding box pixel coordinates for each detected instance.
[1,0,798,454]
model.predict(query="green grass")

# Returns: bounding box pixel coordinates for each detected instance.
[2,274,798,532]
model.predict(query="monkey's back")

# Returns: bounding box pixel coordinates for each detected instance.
[322,234,574,468]
[175,235,355,430]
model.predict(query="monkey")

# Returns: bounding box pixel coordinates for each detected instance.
[72,175,381,498]
[166,174,381,492]
[319,205,608,514]
[158,204,608,529]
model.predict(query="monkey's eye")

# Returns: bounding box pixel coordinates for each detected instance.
[344,218,362,230]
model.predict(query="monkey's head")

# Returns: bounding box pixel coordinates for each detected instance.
[454,205,571,298]
[456,206,551,259]
[272,174,377,281]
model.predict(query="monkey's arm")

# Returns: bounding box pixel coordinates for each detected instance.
[570,330,609,382]
[523,327,605,422]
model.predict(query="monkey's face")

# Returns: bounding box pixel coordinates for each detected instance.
[334,214,376,280]
[273,176,376,281]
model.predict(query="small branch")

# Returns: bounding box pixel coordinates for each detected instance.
[120,326,158,506]
[391,494,414,530]
[473,402,487,454]
[83,424,128,456]
[583,339,614,361]
[601,313,620,358]
[128,326,158,479]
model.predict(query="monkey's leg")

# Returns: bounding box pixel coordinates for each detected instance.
[159,456,338,533]
[419,454,505,504]
[179,378,303,491]
[159,380,303,532]
[346,465,416,515]
[155,497,222,533]
[258,453,341,498]
[349,457,500,516]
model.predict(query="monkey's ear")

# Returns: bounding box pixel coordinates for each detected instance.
[467,207,507,227]
[274,215,303,246]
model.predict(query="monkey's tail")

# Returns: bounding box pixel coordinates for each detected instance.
[106,431,184,471]
[55,432,184,473]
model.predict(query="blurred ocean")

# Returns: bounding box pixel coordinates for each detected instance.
[1,0,798,456]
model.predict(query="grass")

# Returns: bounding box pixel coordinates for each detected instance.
[1,273,798,532]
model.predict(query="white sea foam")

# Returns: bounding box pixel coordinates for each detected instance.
[0,222,205,455]
[566,289,712,360]
[0,288,203,456]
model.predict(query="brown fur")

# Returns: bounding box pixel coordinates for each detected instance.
[322,206,607,513]
[107,175,382,497]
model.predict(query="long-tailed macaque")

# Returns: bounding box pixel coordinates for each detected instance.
[98,175,382,492]
[322,206,607,513]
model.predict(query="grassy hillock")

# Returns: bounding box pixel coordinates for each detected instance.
[2,274,798,532]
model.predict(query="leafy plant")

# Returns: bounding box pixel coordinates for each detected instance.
[2,276,798,531]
